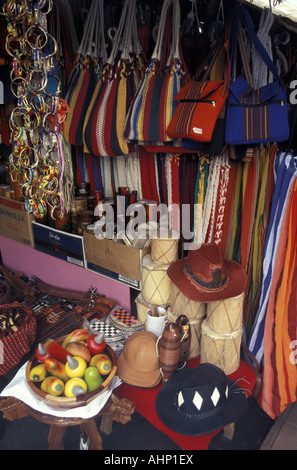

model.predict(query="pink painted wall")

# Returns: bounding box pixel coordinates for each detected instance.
[0,235,131,311]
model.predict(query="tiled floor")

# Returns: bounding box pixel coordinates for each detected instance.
[260,401,297,450]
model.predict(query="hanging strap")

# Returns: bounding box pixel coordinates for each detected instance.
[237,5,284,87]
[98,0,108,63]
[237,18,254,86]
[167,0,182,65]
[120,0,137,60]
[151,0,173,61]
[107,0,130,65]
[193,19,230,98]
[77,0,97,57]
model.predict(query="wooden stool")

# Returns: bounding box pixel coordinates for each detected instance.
[28,408,103,450]
[0,393,135,450]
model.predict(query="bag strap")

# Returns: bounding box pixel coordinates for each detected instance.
[120,0,137,60]
[151,0,173,61]
[151,0,182,64]
[107,0,130,65]
[193,19,230,98]
[77,0,100,58]
[237,18,254,86]
[194,36,224,81]
[98,0,108,63]
[238,5,283,87]
[167,0,182,64]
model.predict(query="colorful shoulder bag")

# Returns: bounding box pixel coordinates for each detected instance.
[166,27,230,144]
[225,5,289,145]
[123,0,190,153]
[63,0,105,148]
[83,0,145,157]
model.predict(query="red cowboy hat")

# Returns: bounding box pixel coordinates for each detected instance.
[167,243,246,301]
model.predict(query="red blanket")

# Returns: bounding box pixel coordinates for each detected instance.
[117,359,257,450]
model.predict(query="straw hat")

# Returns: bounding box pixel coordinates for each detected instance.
[167,243,246,301]
[155,363,248,436]
[117,331,162,388]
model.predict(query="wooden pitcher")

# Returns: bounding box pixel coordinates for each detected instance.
[158,321,181,383]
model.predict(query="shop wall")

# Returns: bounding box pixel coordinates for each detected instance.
[0,235,131,311]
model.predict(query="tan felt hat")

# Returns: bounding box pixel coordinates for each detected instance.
[117,331,162,388]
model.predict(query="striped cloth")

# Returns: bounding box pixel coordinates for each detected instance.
[193,156,210,244]
[261,177,297,419]
[219,160,238,259]
[243,145,275,337]
[227,161,243,263]
[138,147,160,204]
[248,151,297,364]
[210,152,230,246]
[166,153,181,233]
[240,148,260,273]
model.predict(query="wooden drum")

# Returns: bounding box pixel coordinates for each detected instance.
[200,320,243,375]
[141,255,171,306]
[170,282,206,320]
[167,307,204,359]
[206,292,245,333]
[151,230,179,265]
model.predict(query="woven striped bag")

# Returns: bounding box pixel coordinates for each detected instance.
[123,0,190,153]
[83,0,146,157]
[63,0,106,148]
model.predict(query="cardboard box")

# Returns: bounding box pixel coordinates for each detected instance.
[32,221,85,267]
[0,196,34,247]
[83,232,151,289]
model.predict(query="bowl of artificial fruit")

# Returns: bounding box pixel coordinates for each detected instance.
[26,328,117,409]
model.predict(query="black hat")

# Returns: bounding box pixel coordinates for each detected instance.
[155,363,248,436]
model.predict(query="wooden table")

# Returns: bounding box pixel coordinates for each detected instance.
[0,393,135,450]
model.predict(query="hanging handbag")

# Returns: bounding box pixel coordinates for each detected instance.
[63,0,106,148]
[166,28,230,143]
[225,5,289,145]
[83,0,145,157]
[123,0,190,153]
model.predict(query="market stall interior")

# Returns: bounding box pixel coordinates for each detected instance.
[0,0,297,450]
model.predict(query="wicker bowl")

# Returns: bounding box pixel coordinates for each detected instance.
[25,336,117,410]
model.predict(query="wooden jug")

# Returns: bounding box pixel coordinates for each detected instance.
[158,321,181,383]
